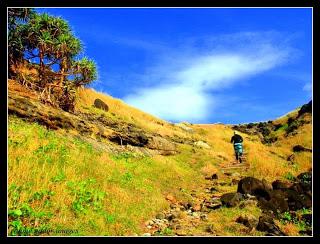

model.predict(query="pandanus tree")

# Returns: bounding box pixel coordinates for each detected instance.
[8,8,35,74]
[72,57,98,87]
[8,9,98,111]
[55,33,82,86]
[22,13,69,83]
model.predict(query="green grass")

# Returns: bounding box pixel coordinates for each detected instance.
[8,116,206,236]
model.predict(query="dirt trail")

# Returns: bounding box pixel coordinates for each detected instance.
[142,162,248,236]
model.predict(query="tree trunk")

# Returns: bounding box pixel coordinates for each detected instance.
[39,48,44,86]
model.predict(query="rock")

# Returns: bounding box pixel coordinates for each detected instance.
[262,179,273,192]
[108,131,149,147]
[257,214,286,236]
[298,100,312,117]
[239,199,257,209]
[211,173,218,180]
[290,182,311,195]
[272,180,292,190]
[205,202,222,210]
[147,137,178,155]
[170,203,177,209]
[293,145,312,153]
[182,201,193,209]
[258,190,289,213]
[230,179,239,185]
[236,214,259,229]
[8,92,95,135]
[93,98,109,111]
[194,141,210,149]
[174,122,194,133]
[166,213,177,221]
[210,187,218,193]
[301,214,312,226]
[244,193,256,200]
[284,189,312,210]
[156,213,165,219]
[237,177,271,200]
[299,229,312,236]
[220,192,244,207]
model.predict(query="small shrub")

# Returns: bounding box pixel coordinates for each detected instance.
[67,179,106,215]
[8,203,53,236]
[284,172,296,181]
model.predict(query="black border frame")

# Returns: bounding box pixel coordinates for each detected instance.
[1,0,319,242]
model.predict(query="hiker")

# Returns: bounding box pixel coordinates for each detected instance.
[231,131,243,163]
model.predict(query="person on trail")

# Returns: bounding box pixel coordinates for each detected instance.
[230,131,243,163]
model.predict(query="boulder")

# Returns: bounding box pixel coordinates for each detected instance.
[236,214,259,229]
[220,192,244,207]
[272,180,292,190]
[258,190,289,213]
[211,173,218,180]
[147,136,178,155]
[194,141,210,149]
[293,145,312,153]
[256,214,286,236]
[237,177,271,200]
[108,131,149,147]
[284,189,312,210]
[239,199,257,209]
[93,98,109,112]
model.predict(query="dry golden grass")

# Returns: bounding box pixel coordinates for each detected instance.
[75,88,189,138]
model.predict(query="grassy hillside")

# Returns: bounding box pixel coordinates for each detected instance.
[8,83,312,236]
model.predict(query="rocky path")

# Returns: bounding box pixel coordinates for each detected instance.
[142,167,312,236]
[142,169,244,236]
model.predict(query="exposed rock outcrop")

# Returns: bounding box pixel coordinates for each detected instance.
[8,91,179,155]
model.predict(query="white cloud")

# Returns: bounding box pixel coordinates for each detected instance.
[123,32,294,122]
[125,86,214,122]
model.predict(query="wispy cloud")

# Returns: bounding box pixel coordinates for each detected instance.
[303,82,312,92]
[123,32,295,123]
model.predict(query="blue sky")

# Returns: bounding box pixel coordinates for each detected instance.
[36,8,312,124]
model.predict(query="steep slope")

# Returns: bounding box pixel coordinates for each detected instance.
[8,80,312,236]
